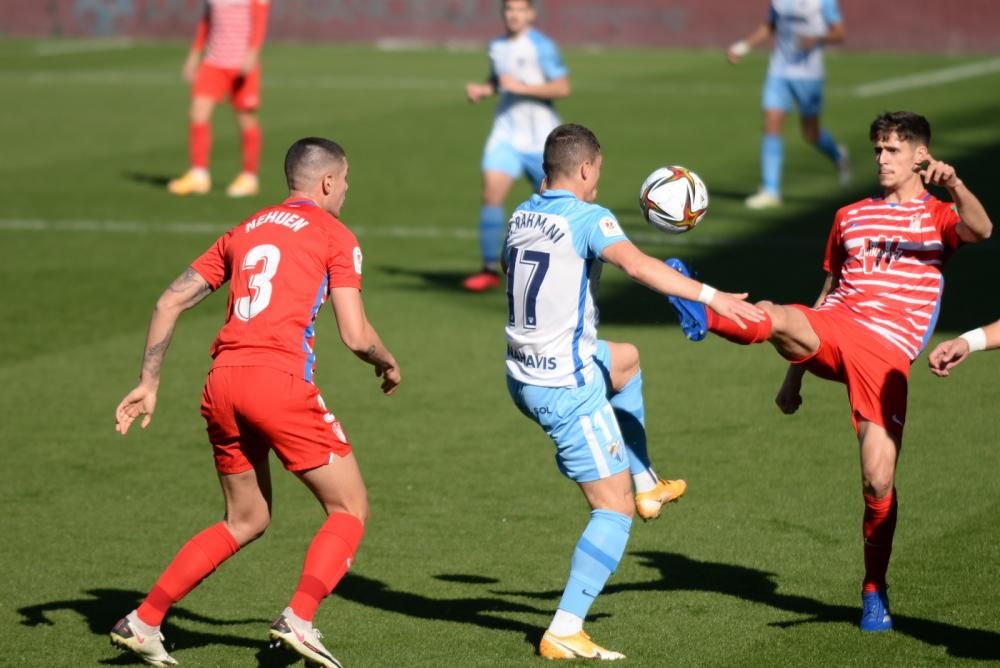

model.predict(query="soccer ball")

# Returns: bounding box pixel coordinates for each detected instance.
[639,166,709,234]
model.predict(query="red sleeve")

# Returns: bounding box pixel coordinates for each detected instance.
[249,0,270,50]
[934,199,963,250]
[327,224,363,291]
[191,232,231,289]
[822,207,848,277]
[192,4,209,50]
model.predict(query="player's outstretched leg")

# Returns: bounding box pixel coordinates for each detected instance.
[540,508,630,660]
[663,258,709,341]
[109,612,178,667]
[664,258,775,345]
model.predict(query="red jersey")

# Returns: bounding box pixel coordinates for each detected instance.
[821,192,962,361]
[191,197,363,383]
[195,0,269,69]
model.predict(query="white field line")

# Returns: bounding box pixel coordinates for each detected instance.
[0,216,819,248]
[853,57,1000,97]
[33,39,134,57]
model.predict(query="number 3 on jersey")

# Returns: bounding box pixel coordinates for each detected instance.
[506,247,550,329]
[235,244,281,321]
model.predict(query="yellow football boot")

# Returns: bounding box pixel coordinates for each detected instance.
[539,630,624,661]
[226,172,259,198]
[635,478,687,520]
[167,168,211,196]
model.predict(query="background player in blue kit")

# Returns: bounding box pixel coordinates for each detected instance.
[463,0,571,292]
[504,124,763,659]
[727,0,851,209]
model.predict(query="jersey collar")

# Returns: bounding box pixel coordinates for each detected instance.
[540,189,576,200]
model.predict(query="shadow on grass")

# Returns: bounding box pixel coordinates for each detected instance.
[335,572,578,652]
[16,587,280,665]
[497,550,1000,661]
[123,171,172,189]
[380,266,482,292]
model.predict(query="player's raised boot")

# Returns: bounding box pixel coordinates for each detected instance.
[463,269,501,292]
[167,168,211,196]
[539,630,625,661]
[860,590,893,632]
[663,258,708,341]
[635,478,687,520]
[744,188,782,210]
[269,613,343,668]
[226,172,259,198]
[109,614,178,667]
[837,144,852,188]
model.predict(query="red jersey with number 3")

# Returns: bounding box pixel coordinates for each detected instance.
[820,192,962,361]
[191,197,362,383]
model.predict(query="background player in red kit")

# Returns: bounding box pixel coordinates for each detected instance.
[111,137,400,667]
[168,0,270,198]
[667,111,992,632]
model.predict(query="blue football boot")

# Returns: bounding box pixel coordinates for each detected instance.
[664,258,708,341]
[860,590,893,632]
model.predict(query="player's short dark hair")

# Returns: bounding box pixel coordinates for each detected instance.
[284,137,347,189]
[503,0,534,7]
[543,124,602,180]
[869,111,931,147]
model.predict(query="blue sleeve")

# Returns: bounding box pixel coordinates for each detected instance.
[767,3,777,27]
[821,0,842,24]
[529,30,568,80]
[575,208,628,259]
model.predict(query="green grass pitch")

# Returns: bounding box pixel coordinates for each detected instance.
[1,39,999,666]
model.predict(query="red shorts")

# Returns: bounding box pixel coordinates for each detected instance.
[790,306,911,439]
[200,366,351,474]
[193,63,261,111]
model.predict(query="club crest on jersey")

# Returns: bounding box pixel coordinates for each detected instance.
[599,217,623,237]
[862,235,902,273]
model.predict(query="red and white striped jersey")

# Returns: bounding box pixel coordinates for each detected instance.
[195,0,269,69]
[820,192,963,361]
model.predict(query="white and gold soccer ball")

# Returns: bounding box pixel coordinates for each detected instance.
[639,166,709,234]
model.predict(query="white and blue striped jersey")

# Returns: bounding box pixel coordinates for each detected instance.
[504,190,628,388]
[767,0,842,80]
[486,28,567,154]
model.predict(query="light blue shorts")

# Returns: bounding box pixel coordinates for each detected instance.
[762,76,825,118]
[507,345,629,483]
[482,140,545,191]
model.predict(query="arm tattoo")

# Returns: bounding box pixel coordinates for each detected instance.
[141,330,174,381]
[169,267,214,309]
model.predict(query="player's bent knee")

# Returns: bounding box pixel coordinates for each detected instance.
[227,514,270,546]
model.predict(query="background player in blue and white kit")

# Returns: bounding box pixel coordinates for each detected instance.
[504,124,763,659]
[463,0,570,292]
[728,0,851,209]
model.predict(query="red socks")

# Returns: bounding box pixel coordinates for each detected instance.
[289,513,365,621]
[190,121,211,170]
[137,522,239,626]
[241,125,262,175]
[707,309,773,344]
[862,489,897,593]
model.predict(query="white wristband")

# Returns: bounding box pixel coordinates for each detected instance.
[959,328,987,353]
[697,283,717,305]
[729,40,750,57]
